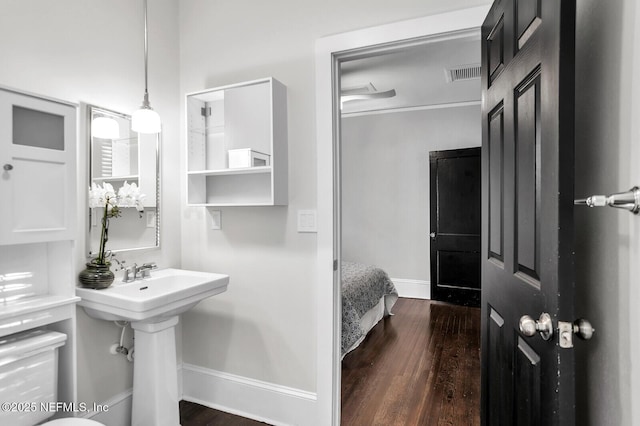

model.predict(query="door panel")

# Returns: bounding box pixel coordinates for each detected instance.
[437,250,481,290]
[486,306,509,425]
[481,0,576,425]
[514,336,541,426]
[515,70,541,281]
[487,16,506,85]
[488,104,504,262]
[516,0,542,50]
[12,157,66,230]
[437,156,481,235]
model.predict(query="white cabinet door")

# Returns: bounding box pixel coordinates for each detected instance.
[0,89,77,244]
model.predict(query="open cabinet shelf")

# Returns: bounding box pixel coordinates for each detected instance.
[92,174,139,182]
[186,77,287,206]
[187,165,272,177]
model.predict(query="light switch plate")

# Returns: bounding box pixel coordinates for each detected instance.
[208,209,222,230]
[298,210,317,233]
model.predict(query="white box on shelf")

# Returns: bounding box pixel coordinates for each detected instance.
[228,148,270,169]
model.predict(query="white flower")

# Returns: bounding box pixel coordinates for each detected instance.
[103,182,116,199]
[88,182,145,212]
[117,181,146,212]
[103,183,118,211]
[88,183,104,208]
[88,182,113,208]
[87,181,146,265]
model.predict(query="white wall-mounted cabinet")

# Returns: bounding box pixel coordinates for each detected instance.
[0,87,79,414]
[0,88,77,245]
[186,77,288,206]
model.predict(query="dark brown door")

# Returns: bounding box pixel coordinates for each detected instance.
[481,0,576,425]
[429,147,481,307]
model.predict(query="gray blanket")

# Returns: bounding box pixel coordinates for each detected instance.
[341,261,398,356]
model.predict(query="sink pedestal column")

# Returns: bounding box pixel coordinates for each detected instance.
[131,316,180,426]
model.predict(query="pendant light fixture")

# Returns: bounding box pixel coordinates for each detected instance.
[131,0,161,134]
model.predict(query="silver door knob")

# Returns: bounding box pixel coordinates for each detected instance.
[558,318,595,348]
[519,312,553,341]
[575,186,640,214]
[430,232,436,239]
[573,318,595,340]
[3,164,13,171]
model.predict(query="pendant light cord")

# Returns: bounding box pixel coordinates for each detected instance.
[142,0,150,107]
[132,0,160,132]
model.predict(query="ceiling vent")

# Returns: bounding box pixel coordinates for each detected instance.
[446,64,482,83]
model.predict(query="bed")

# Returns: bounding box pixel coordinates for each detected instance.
[341,261,399,358]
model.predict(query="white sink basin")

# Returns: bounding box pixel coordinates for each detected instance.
[77,268,229,425]
[76,268,229,322]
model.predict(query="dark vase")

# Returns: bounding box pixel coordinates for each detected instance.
[78,261,115,289]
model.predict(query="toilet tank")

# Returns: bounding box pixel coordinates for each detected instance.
[0,329,67,426]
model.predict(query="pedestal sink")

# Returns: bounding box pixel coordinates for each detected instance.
[76,268,229,426]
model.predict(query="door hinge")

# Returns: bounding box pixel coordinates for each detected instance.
[333,259,338,271]
[201,107,211,117]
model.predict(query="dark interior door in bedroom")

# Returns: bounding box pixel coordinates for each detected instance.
[481,0,577,424]
[429,147,481,307]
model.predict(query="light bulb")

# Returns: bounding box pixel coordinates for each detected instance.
[131,107,161,134]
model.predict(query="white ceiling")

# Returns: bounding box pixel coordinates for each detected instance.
[340,36,481,115]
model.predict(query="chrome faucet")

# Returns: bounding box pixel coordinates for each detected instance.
[122,263,138,283]
[122,262,158,283]
[136,262,158,279]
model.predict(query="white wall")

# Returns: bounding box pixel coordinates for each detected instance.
[629,3,640,424]
[341,106,480,281]
[574,0,638,424]
[0,0,181,407]
[5,0,637,424]
[178,0,490,396]
[181,0,640,422]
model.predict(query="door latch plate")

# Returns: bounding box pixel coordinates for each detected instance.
[558,321,573,348]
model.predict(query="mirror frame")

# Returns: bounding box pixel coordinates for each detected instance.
[86,104,161,257]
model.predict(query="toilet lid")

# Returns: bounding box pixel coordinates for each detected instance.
[42,418,104,425]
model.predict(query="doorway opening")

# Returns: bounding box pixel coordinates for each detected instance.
[337,33,482,423]
[315,7,490,424]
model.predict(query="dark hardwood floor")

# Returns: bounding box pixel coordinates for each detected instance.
[180,400,268,425]
[341,298,481,426]
[180,298,481,426]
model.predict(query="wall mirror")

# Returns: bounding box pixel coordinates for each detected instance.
[87,105,160,256]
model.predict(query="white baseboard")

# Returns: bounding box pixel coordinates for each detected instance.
[80,365,316,426]
[83,388,132,426]
[391,278,430,300]
[181,363,317,426]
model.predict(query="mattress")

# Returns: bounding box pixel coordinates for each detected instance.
[341,261,398,358]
